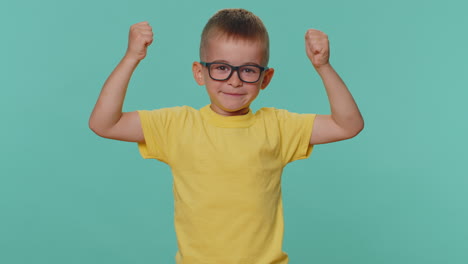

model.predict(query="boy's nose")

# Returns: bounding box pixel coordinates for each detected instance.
[227,70,243,87]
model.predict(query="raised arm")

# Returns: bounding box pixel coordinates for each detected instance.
[305,29,364,145]
[89,21,154,142]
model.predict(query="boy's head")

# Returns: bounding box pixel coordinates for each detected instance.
[200,8,270,66]
[193,8,275,116]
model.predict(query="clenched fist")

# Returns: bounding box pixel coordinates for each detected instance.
[305,29,329,68]
[125,21,154,61]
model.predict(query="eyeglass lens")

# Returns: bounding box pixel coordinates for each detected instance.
[208,63,262,83]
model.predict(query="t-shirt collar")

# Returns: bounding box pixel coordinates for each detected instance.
[200,104,255,128]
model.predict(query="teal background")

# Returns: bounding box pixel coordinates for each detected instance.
[1,0,467,263]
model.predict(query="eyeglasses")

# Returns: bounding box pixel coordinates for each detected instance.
[200,61,269,83]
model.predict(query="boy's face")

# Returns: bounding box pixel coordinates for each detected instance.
[193,36,274,116]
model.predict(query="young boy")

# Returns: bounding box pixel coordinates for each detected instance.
[89,8,363,264]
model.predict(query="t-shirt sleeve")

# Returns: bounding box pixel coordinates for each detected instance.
[276,109,317,165]
[137,107,185,163]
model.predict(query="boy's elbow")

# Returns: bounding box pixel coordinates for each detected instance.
[354,124,364,138]
[348,119,364,139]
[340,118,364,140]
[88,119,108,138]
[89,120,101,136]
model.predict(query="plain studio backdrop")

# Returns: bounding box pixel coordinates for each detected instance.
[1,0,467,263]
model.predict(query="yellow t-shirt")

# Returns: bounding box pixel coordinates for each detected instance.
[137,105,316,264]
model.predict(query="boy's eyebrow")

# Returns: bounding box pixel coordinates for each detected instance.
[211,59,262,66]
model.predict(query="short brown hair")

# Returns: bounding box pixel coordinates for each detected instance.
[200,8,270,66]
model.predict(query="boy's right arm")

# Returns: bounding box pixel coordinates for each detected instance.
[89,22,154,143]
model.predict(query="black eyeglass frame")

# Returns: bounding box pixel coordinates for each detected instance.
[200,61,269,83]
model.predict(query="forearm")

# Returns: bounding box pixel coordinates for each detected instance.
[89,55,140,134]
[315,63,364,135]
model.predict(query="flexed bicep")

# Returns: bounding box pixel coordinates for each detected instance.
[99,111,145,143]
[310,114,357,145]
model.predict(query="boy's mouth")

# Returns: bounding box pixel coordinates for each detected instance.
[222,92,244,96]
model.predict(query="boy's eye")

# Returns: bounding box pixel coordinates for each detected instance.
[213,65,230,71]
[241,66,259,74]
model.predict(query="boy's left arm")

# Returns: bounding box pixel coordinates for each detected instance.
[305,29,364,145]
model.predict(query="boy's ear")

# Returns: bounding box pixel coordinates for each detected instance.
[260,68,275,90]
[192,61,205,85]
